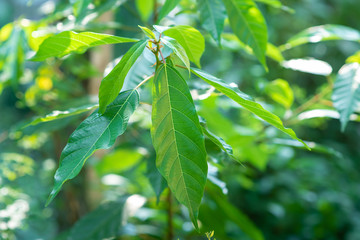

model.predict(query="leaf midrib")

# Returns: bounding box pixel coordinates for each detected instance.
[161,65,195,216]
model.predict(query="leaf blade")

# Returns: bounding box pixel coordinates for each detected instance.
[197,0,226,46]
[151,65,207,228]
[163,25,205,67]
[222,0,268,69]
[98,40,147,114]
[161,36,190,71]
[30,31,138,61]
[331,63,360,131]
[157,0,181,23]
[47,90,140,205]
[191,68,309,149]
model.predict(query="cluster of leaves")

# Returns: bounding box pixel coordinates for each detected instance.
[1,0,360,239]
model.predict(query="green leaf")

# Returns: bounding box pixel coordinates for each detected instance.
[197,0,226,46]
[68,198,128,240]
[146,153,168,202]
[138,25,156,39]
[281,58,333,76]
[191,68,309,149]
[96,148,143,175]
[208,185,264,240]
[136,0,154,22]
[151,64,207,229]
[161,36,190,71]
[30,31,138,61]
[157,0,181,23]
[282,24,360,50]
[222,0,268,69]
[47,90,140,205]
[254,0,294,13]
[199,117,236,161]
[22,104,98,129]
[331,63,360,131]
[163,25,205,67]
[0,26,26,89]
[265,79,294,109]
[98,40,147,114]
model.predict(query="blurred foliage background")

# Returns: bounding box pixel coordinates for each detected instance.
[1,0,360,239]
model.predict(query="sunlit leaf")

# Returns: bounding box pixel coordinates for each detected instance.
[161,36,190,71]
[283,24,360,50]
[163,25,205,67]
[197,0,226,46]
[332,63,360,131]
[265,79,294,108]
[222,0,268,69]
[297,109,360,122]
[151,64,207,229]
[157,0,181,23]
[282,58,333,76]
[138,25,156,39]
[96,148,143,174]
[98,40,147,114]
[30,31,138,61]
[136,0,153,22]
[192,68,309,149]
[254,0,294,13]
[68,198,128,240]
[47,90,140,205]
[22,104,98,128]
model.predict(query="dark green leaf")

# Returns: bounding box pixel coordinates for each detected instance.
[146,153,167,202]
[68,198,128,240]
[98,40,147,114]
[163,25,205,67]
[332,63,360,131]
[30,31,138,61]
[151,64,207,229]
[197,0,226,46]
[157,0,181,23]
[283,24,360,50]
[192,68,309,149]
[199,118,236,161]
[47,90,140,205]
[222,0,268,69]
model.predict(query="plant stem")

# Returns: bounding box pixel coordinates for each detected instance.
[153,0,158,24]
[135,74,154,90]
[167,189,174,240]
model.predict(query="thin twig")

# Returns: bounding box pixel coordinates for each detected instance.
[135,74,154,90]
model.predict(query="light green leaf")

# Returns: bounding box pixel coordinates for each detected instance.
[331,63,360,131]
[222,0,268,69]
[266,43,284,63]
[197,0,226,46]
[68,198,128,240]
[163,25,205,67]
[161,36,190,71]
[136,0,153,22]
[157,0,181,23]
[99,40,147,114]
[22,104,98,128]
[265,79,293,108]
[138,25,156,39]
[0,26,26,89]
[96,148,143,175]
[151,64,207,229]
[47,90,140,206]
[281,58,333,76]
[282,24,360,50]
[30,31,139,61]
[199,118,236,161]
[254,0,294,13]
[191,68,309,149]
